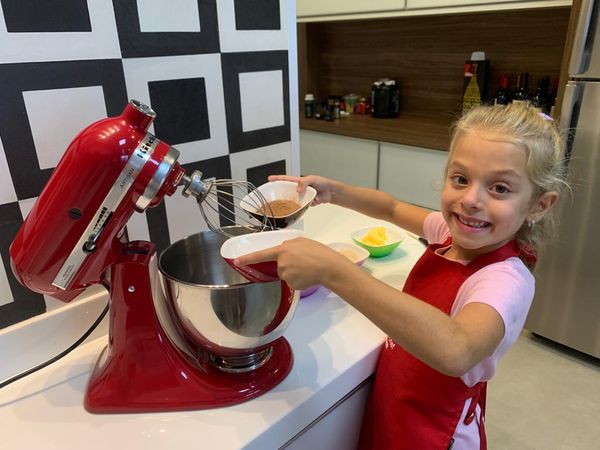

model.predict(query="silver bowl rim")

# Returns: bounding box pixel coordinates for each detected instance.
[158,268,261,290]
[157,227,272,290]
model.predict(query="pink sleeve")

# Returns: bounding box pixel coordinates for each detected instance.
[451,259,535,386]
[422,211,450,244]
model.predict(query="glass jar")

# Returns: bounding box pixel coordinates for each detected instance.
[304,93,315,118]
[343,93,359,114]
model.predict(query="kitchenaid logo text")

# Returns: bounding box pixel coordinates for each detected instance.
[118,134,158,189]
[137,134,157,157]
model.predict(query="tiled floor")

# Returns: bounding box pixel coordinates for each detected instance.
[487,330,600,449]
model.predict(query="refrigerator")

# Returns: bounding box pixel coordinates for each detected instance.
[525,0,600,358]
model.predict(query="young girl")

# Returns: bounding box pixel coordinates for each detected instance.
[235,103,567,449]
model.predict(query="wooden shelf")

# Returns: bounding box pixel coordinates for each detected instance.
[300,112,453,150]
[298,7,572,151]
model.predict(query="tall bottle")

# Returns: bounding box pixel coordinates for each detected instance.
[462,51,489,113]
[548,78,559,117]
[304,93,315,118]
[531,76,550,113]
[493,73,510,105]
[512,73,530,103]
[463,64,481,113]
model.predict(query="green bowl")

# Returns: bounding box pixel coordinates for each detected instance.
[351,227,405,258]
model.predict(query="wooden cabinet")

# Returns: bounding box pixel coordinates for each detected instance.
[300,130,379,189]
[378,143,447,211]
[298,7,572,151]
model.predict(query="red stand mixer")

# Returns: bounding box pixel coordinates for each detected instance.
[9,100,299,413]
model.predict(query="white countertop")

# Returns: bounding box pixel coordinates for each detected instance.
[0,204,426,450]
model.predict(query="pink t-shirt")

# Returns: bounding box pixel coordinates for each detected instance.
[423,212,534,449]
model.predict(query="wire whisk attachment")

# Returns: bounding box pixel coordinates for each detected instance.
[181,171,275,235]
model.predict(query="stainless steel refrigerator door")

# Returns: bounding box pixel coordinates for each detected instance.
[570,0,600,78]
[525,80,600,358]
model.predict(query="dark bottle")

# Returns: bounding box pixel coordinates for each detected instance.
[314,101,326,120]
[548,78,559,116]
[332,99,340,119]
[304,93,315,118]
[512,73,530,103]
[531,76,550,113]
[493,73,510,105]
[324,104,333,121]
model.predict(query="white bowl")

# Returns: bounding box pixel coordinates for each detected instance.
[327,242,370,265]
[240,181,317,229]
[220,229,305,282]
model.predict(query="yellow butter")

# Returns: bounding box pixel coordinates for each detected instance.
[361,227,387,246]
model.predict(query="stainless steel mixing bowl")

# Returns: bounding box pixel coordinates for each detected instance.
[158,228,299,370]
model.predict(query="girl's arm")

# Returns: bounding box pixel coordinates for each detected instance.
[268,175,432,238]
[325,260,505,377]
[328,180,432,238]
[235,238,505,377]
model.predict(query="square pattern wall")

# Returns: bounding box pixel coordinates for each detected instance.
[0,0,293,328]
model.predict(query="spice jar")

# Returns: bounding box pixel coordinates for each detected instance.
[304,93,315,118]
[333,99,340,119]
[343,93,359,114]
[356,97,368,114]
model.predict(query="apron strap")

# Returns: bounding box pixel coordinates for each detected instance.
[463,382,488,450]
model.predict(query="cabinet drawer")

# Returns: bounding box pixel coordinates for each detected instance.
[283,381,372,449]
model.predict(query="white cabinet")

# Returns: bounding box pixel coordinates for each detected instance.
[406,0,564,9]
[297,0,571,21]
[283,381,372,450]
[297,0,406,20]
[300,130,379,189]
[299,131,447,210]
[378,143,447,211]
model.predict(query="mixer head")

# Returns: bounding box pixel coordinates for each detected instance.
[9,99,279,299]
[8,101,221,298]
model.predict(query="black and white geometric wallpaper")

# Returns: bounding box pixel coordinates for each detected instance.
[0,0,297,328]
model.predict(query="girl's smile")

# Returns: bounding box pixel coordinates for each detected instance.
[454,213,490,230]
[441,131,536,261]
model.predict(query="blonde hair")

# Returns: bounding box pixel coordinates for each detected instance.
[447,102,569,259]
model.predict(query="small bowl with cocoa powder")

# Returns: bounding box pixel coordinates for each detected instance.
[240,181,317,229]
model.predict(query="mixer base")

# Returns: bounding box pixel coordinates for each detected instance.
[86,337,293,413]
[84,241,294,413]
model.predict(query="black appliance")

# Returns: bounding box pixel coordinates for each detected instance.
[371,79,400,118]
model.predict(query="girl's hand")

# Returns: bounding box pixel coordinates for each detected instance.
[267,174,333,206]
[234,237,354,290]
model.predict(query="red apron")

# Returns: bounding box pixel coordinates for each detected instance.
[358,239,522,450]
